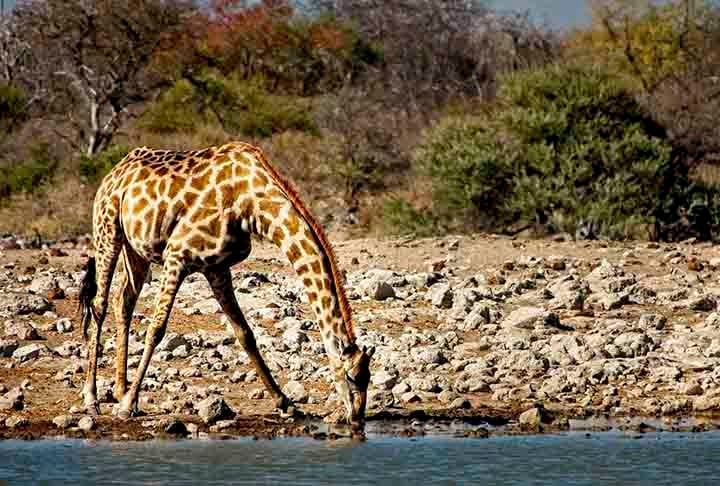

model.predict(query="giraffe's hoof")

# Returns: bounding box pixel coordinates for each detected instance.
[276,395,294,412]
[114,404,142,420]
[85,402,101,417]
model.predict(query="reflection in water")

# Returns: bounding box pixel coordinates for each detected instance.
[2,433,720,485]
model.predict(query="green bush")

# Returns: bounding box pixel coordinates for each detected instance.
[79,145,130,184]
[383,197,436,236]
[139,75,317,137]
[0,84,28,134]
[0,143,59,200]
[398,63,717,240]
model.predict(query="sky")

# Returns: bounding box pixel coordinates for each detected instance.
[490,0,591,30]
[0,0,591,29]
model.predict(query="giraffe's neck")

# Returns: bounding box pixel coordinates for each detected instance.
[248,198,355,365]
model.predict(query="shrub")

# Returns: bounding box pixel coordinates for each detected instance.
[138,75,317,137]
[79,145,130,184]
[0,143,59,200]
[400,63,718,240]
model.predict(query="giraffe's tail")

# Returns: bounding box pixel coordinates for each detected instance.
[78,256,97,341]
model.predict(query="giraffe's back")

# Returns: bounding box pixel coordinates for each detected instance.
[94,142,295,267]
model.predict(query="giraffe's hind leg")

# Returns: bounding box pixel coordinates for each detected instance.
[112,244,150,402]
[204,268,293,412]
[81,215,123,415]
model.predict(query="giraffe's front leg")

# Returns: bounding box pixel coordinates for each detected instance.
[116,258,184,420]
[204,269,295,415]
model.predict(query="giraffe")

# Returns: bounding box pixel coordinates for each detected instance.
[77,141,374,426]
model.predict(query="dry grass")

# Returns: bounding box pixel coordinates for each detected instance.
[691,163,720,188]
[0,175,94,238]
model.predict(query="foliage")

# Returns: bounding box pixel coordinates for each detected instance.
[139,75,317,137]
[79,145,130,184]
[401,63,718,240]
[0,83,27,135]
[0,143,58,200]
[382,197,436,236]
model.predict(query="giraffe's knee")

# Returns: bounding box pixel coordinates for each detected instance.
[145,323,167,348]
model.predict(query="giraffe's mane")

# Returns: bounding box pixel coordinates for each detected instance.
[239,143,356,341]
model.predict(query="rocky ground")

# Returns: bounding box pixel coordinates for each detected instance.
[2,232,720,440]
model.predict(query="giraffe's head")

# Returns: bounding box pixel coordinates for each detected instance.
[337,345,375,427]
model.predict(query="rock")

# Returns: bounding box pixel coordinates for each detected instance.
[598,292,630,311]
[501,307,547,329]
[638,314,666,330]
[0,388,24,411]
[196,396,235,424]
[55,318,73,334]
[519,407,543,428]
[52,415,77,429]
[411,346,446,365]
[5,417,29,429]
[78,416,96,432]
[689,295,716,312]
[429,284,453,309]
[171,345,190,359]
[449,397,472,410]
[371,370,398,390]
[157,333,188,353]
[12,343,49,362]
[0,338,19,357]
[285,380,309,403]
[679,382,704,396]
[4,320,40,340]
[356,271,396,300]
[400,391,422,403]
[282,327,309,349]
[0,291,52,318]
[164,419,188,435]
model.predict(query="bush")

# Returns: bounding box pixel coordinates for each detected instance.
[0,84,28,135]
[79,145,130,184]
[139,75,317,138]
[400,63,718,240]
[0,143,59,200]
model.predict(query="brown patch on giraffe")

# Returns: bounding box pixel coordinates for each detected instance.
[233,164,250,178]
[133,198,149,214]
[171,201,185,218]
[146,179,158,199]
[300,239,318,256]
[220,183,235,207]
[311,261,322,274]
[190,173,210,191]
[184,192,199,207]
[236,179,249,193]
[194,162,209,174]
[187,234,206,251]
[156,166,169,177]
[192,207,216,223]
[237,199,255,219]
[267,187,285,198]
[216,165,232,182]
[321,295,332,310]
[296,264,309,275]
[169,177,186,197]
[200,190,217,209]
[158,179,167,196]
[307,292,318,303]
[131,220,144,240]
[287,243,302,264]
[271,227,285,244]
[157,201,168,229]
[314,278,324,289]
[258,200,283,219]
[136,168,151,181]
[199,217,222,239]
[285,214,300,235]
[253,172,269,187]
[131,186,142,198]
[303,278,313,288]
[258,215,272,235]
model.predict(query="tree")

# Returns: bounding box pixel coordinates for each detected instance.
[12,0,193,156]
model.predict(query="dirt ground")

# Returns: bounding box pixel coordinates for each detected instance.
[2,233,720,440]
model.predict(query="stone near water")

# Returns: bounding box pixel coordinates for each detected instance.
[285,380,309,404]
[196,396,235,424]
[78,416,96,432]
[53,415,77,429]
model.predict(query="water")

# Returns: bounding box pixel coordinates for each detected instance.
[2,432,720,485]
